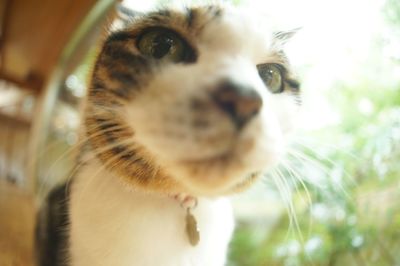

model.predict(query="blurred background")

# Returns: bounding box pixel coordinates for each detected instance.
[0,0,399,265]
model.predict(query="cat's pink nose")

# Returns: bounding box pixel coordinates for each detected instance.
[212,81,262,129]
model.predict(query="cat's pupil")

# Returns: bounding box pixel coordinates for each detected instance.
[151,34,173,59]
[264,70,272,81]
[258,68,272,84]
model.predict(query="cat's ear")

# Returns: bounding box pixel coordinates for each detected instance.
[273,27,301,45]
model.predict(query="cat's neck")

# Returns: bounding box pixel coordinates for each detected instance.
[69,157,235,266]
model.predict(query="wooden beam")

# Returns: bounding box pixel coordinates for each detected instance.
[0,0,97,92]
[0,0,10,68]
[0,72,42,93]
[0,111,30,127]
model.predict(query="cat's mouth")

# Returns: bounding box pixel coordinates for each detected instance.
[161,137,261,195]
[178,150,232,167]
[168,130,254,167]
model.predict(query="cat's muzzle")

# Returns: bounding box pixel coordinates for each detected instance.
[212,80,262,130]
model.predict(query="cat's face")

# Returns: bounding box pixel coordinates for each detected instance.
[86,5,300,196]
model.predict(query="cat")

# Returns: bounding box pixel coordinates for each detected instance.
[36,4,300,266]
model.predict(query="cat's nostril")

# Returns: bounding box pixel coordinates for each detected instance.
[212,80,262,129]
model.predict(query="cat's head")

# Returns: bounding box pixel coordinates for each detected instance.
[85,5,300,196]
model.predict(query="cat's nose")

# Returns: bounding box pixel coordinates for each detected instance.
[212,81,262,129]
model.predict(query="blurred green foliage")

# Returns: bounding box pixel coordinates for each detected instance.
[228,0,400,265]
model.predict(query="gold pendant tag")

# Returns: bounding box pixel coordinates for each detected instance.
[185,208,200,246]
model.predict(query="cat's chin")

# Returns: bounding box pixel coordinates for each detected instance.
[162,147,278,196]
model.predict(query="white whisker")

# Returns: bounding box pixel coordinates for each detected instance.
[38,124,131,196]
[288,149,353,201]
[275,166,304,243]
[280,159,313,239]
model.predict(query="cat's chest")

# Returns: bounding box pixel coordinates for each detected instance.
[69,159,234,266]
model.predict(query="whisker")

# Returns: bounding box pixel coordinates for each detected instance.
[61,137,137,196]
[288,149,353,201]
[280,159,313,239]
[293,140,358,187]
[63,154,97,202]
[275,166,304,243]
[37,124,131,196]
[294,136,359,160]
[75,141,138,202]
[268,169,296,241]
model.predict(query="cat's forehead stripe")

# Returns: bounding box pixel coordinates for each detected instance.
[185,7,196,28]
[106,31,134,44]
[188,6,223,32]
[118,6,224,37]
[107,7,215,44]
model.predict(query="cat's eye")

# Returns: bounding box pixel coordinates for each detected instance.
[257,64,283,93]
[137,28,194,63]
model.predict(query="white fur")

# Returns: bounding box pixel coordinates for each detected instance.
[70,158,234,266]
